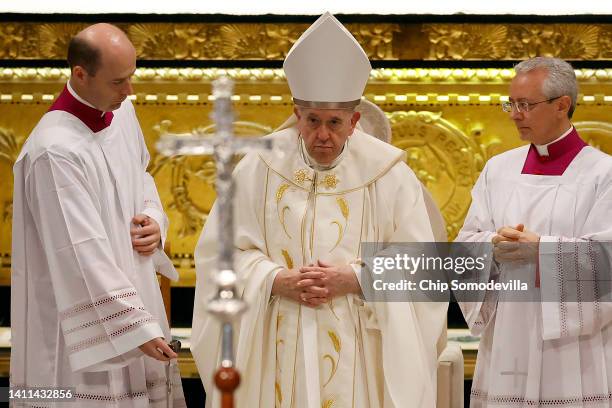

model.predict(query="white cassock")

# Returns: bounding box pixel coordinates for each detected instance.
[10,87,185,407]
[457,139,612,407]
[191,127,447,408]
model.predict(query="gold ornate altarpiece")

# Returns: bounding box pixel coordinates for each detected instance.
[1,19,611,290]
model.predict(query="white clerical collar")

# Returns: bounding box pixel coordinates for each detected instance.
[67,80,106,117]
[534,125,574,156]
[299,135,347,171]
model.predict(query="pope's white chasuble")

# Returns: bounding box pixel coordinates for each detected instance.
[192,127,447,408]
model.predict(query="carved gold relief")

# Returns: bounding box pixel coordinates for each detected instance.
[425,24,508,60]
[507,24,600,59]
[39,23,86,59]
[424,23,607,60]
[0,127,23,225]
[349,24,400,59]
[600,26,612,59]
[148,121,213,238]
[0,24,24,58]
[0,127,23,166]
[574,121,612,155]
[220,24,303,59]
[2,22,610,60]
[148,119,273,238]
[388,111,500,239]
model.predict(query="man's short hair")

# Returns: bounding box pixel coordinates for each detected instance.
[514,57,578,119]
[67,36,102,76]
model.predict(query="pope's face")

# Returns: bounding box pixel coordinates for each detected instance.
[508,69,570,145]
[295,107,360,165]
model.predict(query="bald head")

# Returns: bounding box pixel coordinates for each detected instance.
[68,23,135,76]
[67,23,137,112]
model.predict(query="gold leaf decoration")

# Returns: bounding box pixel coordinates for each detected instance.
[336,197,349,220]
[220,24,267,59]
[322,354,337,387]
[322,399,336,408]
[424,24,508,60]
[281,249,294,269]
[280,206,292,239]
[508,24,600,60]
[330,197,349,252]
[3,202,12,223]
[2,22,611,61]
[172,24,209,59]
[275,381,283,404]
[39,23,85,59]
[276,183,292,238]
[129,23,176,59]
[0,24,24,58]
[276,183,290,202]
[0,128,22,165]
[387,110,497,240]
[349,24,400,59]
[330,221,343,251]
[557,24,600,59]
[328,331,341,353]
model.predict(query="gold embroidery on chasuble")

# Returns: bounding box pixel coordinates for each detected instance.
[264,164,365,407]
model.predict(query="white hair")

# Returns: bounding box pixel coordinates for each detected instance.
[514,57,578,118]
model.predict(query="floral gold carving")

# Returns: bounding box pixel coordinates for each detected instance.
[39,23,86,59]
[425,24,508,60]
[0,24,24,58]
[348,24,400,59]
[5,21,608,61]
[508,24,600,59]
[0,127,24,224]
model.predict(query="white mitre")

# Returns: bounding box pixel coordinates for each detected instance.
[283,12,371,109]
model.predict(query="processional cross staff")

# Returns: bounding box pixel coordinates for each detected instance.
[156,77,275,408]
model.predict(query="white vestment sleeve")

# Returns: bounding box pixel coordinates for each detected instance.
[455,163,499,335]
[25,151,163,372]
[540,178,612,340]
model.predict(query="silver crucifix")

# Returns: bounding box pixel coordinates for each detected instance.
[156,76,274,389]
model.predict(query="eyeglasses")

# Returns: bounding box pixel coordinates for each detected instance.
[501,96,561,113]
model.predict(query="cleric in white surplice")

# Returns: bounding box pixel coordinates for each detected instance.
[10,24,186,407]
[458,57,612,407]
